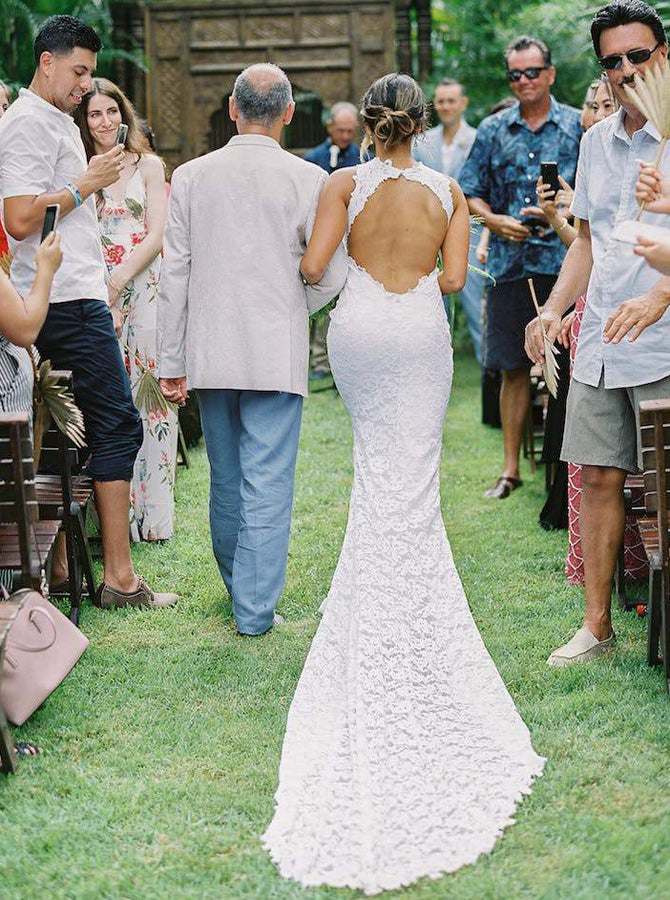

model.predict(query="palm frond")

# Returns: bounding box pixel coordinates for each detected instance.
[624,63,670,219]
[126,347,177,417]
[527,279,560,399]
[31,350,86,448]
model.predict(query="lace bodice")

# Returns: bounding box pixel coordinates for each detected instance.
[347,157,453,236]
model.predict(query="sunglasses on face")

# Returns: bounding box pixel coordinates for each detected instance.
[506,66,549,82]
[598,41,662,70]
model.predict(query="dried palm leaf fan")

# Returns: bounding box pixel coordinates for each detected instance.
[624,62,670,220]
[527,278,559,399]
[31,349,86,468]
[123,343,178,417]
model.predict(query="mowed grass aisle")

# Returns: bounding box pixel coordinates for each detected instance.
[2,353,670,900]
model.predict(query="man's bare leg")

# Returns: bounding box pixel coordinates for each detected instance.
[94,479,138,593]
[580,464,627,641]
[500,367,530,480]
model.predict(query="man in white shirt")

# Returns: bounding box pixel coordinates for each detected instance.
[0,15,177,610]
[414,78,484,362]
[526,0,670,666]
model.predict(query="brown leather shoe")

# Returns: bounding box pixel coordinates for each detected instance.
[94,577,179,610]
[484,476,523,499]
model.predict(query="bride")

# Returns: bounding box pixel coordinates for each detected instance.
[263,73,545,895]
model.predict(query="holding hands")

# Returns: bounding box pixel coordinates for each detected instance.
[160,376,188,406]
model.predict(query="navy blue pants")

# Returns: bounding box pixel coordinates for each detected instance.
[36,299,143,482]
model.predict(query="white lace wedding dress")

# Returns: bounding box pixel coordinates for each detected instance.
[262,157,545,895]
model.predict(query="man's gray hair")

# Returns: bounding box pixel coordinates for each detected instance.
[232,63,293,126]
[328,101,358,124]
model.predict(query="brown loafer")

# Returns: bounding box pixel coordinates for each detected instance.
[484,476,523,500]
[94,576,179,610]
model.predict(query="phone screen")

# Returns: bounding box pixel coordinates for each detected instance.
[540,162,560,196]
[116,123,129,146]
[40,204,60,242]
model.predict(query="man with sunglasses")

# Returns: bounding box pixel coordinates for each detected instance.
[525,0,670,668]
[460,36,581,501]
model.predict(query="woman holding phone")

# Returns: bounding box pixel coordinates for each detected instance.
[74,79,177,543]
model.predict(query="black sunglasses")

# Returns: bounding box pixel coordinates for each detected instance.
[598,41,662,70]
[506,66,549,82]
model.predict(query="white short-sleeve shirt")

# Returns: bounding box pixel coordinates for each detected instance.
[571,108,670,389]
[0,88,106,304]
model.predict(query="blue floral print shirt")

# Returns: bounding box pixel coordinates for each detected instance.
[459,97,582,284]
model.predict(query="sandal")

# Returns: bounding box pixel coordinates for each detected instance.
[15,741,41,758]
[484,476,523,500]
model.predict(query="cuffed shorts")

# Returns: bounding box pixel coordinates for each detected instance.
[484,273,556,371]
[561,371,670,473]
[36,299,143,482]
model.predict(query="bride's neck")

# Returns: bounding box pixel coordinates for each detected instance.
[374,143,415,169]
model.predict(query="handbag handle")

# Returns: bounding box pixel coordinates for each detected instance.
[5,608,58,667]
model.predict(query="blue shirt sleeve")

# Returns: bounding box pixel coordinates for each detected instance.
[459,119,493,203]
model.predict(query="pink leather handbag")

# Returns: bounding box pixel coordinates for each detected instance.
[1,588,89,726]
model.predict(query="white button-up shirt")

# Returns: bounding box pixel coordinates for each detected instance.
[0,88,106,304]
[571,107,670,388]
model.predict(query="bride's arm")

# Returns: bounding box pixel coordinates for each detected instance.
[300,169,353,284]
[438,182,470,296]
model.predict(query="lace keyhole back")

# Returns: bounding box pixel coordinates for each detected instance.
[345,158,454,297]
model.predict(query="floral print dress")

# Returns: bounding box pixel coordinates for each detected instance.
[100,165,178,541]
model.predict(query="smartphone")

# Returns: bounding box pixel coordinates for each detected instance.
[40,203,60,242]
[540,161,560,197]
[116,123,129,146]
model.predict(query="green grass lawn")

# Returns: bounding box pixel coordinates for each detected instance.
[2,352,669,900]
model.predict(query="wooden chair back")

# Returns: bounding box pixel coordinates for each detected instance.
[0,413,39,586]
[639,399,670,572]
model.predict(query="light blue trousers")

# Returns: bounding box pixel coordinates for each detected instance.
[197,389,303,635]
[443,224,485,363]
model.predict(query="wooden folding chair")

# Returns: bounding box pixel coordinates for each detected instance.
[638,399,670,692]
[35,371,96,625]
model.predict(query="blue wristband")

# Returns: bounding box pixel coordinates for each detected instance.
[65,182,83,208]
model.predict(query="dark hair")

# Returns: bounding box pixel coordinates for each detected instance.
[505,35,552,66]
[490,96,517,115]
[591,0,666,57]
[138,118,157,152]
[34,15,102,66]
[360,73,429,158]
[73,78,148,160]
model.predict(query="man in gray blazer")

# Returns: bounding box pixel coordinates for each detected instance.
[157,64,347,635]
[414,78,484,362]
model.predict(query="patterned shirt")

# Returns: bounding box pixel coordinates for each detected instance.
[460,97,582,284]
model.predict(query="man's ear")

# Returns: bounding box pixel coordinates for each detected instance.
[283,100,296,126]
[462,95,470,112]
[229,95,239,122]
[547,66,557,87]
[39,50,54,78]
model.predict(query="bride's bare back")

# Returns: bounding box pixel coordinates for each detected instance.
[348,175,450,294]
[302,163,470,298]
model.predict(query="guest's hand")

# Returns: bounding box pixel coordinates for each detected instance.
[35,232,62,277]
[635,163,670,214]
[555,176,574,211]
[634,233,670,275]
[110,306,124,338]
[488,214,530,242]
[475,242,488,265]
[524,310,562,365]
[83,145,125,193]
[160,376,188,406]
[603,288,670,344]
[558,310,576,349]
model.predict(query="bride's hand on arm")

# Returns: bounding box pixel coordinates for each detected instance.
[300,170,352,284]
[438,182,470,296]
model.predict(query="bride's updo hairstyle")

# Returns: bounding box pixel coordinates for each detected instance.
[360,73,429,160]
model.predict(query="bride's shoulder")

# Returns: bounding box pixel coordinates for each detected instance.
[325,166,357,198]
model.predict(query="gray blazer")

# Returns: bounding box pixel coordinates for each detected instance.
[413,121,477,180]
[157,134,347,396]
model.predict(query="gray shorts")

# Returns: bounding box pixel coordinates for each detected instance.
[561,372,670,473]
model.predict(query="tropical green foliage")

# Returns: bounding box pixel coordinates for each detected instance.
[0,0,141,90]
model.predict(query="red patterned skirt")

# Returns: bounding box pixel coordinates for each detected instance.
[565,296,648,584]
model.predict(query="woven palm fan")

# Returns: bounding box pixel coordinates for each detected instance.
[528,278,559,399]
[624,62,670,220]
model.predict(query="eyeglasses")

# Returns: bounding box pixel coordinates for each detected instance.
[506,66,549,82]
[598,41,662,70]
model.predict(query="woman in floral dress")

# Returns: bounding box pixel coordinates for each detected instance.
[75,80,177,541]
